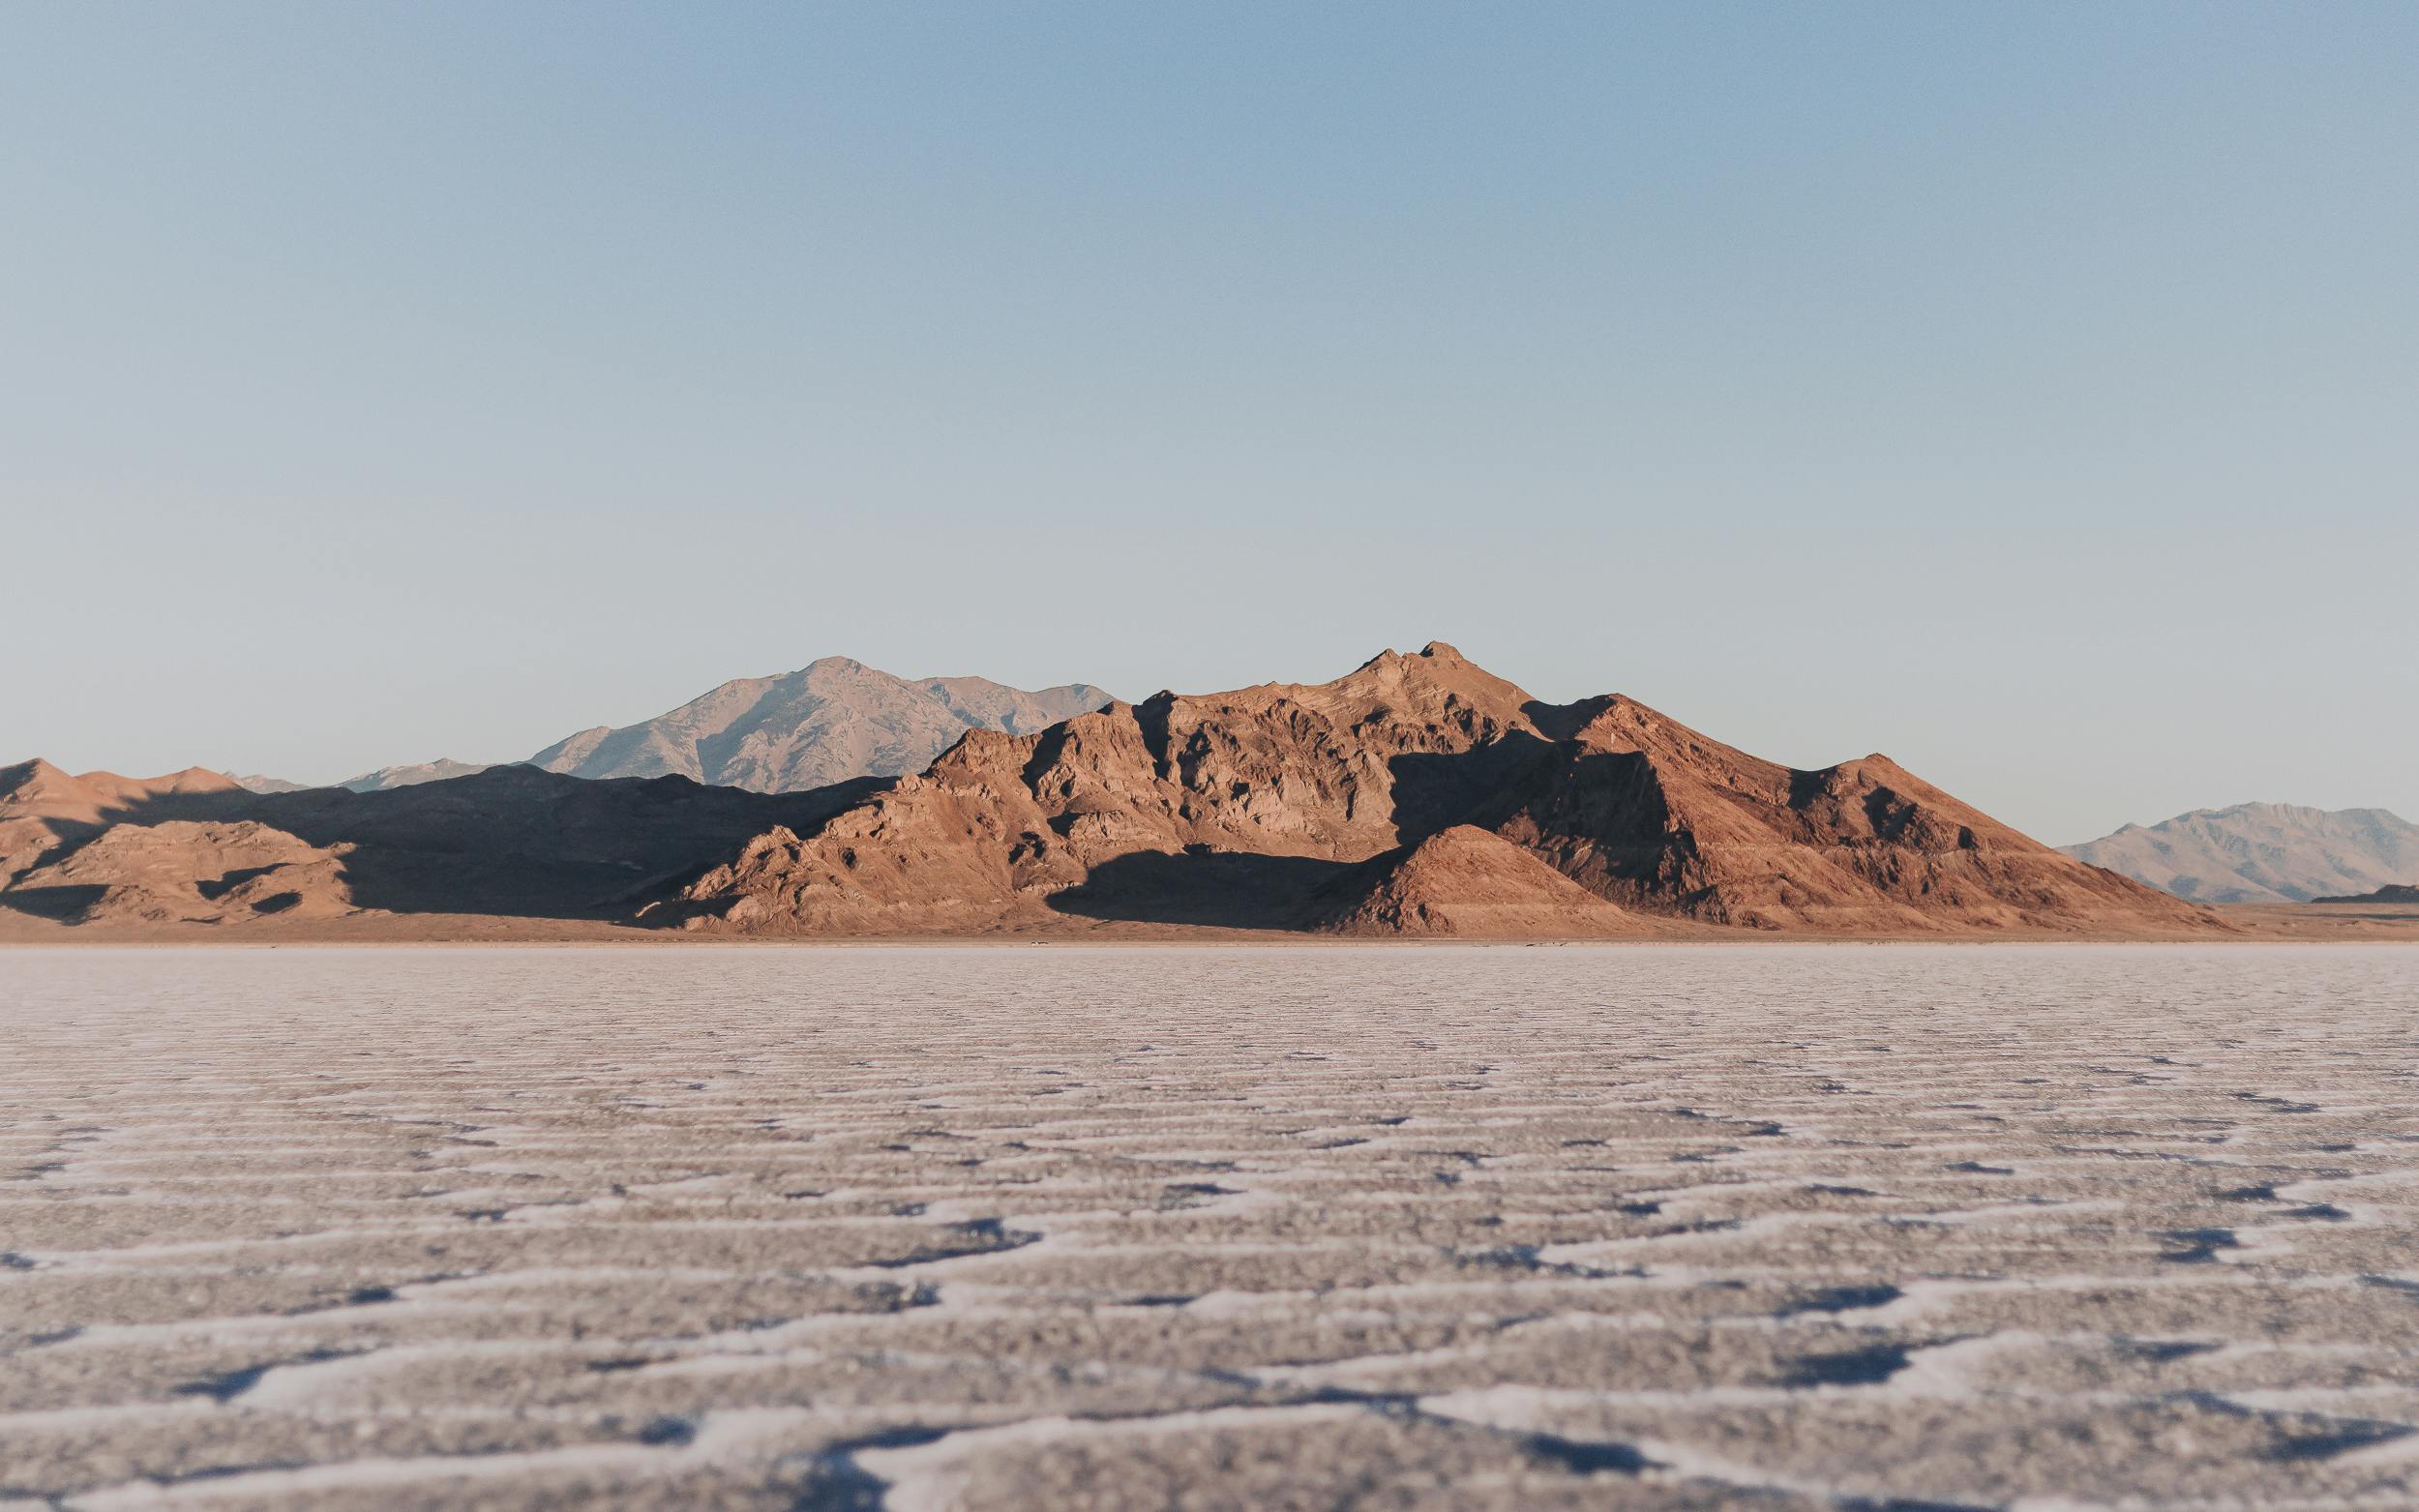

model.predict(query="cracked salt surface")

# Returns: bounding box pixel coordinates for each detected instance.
[1,943,2415,1509]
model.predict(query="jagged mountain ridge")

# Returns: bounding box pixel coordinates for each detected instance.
[526,657,1115,792]
[2061,803,2419,903]
[676,643,2218,937]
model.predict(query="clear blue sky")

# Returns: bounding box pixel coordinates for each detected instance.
[3,2,2411,843]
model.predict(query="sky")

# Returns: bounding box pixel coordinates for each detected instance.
[2,2,2411,844]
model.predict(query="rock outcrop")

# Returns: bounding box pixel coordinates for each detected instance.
[673,644,2222,938]
[1314,825,1656,937]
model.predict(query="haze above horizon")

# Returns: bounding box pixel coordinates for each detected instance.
[3,2,2411,844]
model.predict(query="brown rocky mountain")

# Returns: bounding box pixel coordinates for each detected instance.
[2061,803,2419,904]
[0,645,2232,939]
[672,643,2219,938]
[526,657,1114,792]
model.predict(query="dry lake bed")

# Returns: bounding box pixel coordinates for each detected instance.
[3,944,2417,1511]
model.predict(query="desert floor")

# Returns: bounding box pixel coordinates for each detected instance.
[1,899,2415,946]
[4,944,2417,1510]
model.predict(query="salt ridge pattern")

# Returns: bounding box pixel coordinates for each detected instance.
[3,945,2416,1509]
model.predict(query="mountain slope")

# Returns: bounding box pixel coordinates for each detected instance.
[0,760,884,929]
[526,658,1113,793]
[673,644,2219,938]
[9,820,357,925]
[2061,804,2419,903]
[0,758,245,886]
[230,767,886,918]
[1483,697,2206,934]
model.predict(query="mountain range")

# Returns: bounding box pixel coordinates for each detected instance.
[2060,803,2419,904]
[4,643,2231,940]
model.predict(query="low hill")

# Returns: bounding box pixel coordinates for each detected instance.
[2314,883,2419,905]
[0,758,244,886]
[9,820,358,925]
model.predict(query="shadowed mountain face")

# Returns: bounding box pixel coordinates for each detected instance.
[2062,804,2419,904]
[226,769,885,917]
[674,643,2220,938]
[525,658,1114,793]
[0,758,881,925]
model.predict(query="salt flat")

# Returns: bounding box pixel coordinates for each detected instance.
[2,945,2416,1511]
